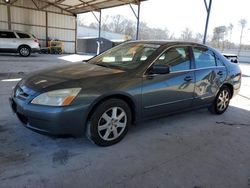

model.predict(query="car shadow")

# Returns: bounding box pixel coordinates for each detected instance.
[129,105,250,134]
[0,53,19,57]
[0,53,40,57]
[7,104,249,150]
[0,103,249,178]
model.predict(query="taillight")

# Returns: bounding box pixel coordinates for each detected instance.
[34,39,39,43]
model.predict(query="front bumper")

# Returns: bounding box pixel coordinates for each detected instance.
[9,96,89,136]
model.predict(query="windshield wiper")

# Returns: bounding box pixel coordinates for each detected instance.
[95,63,111,68]
[95,63,125,71]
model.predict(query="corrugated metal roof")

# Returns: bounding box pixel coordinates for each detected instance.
[42,0,146,14]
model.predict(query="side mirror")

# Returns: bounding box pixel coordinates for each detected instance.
[148,65,170,75]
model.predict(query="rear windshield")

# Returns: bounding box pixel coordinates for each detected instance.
[17,32,31,38]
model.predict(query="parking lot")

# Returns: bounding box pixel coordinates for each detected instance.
[0,54,250,188]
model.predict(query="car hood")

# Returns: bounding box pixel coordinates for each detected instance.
[22,62,124,90]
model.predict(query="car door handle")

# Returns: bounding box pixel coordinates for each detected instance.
[217,71,223,76]
[184,76,192,82]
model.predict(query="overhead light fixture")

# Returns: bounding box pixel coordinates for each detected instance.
[5,0,10,3]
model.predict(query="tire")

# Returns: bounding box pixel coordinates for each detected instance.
[18,46,31,57]
[86,98,132,146]
[208,85,231,115]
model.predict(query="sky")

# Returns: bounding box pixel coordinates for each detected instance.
[79,0,250,44]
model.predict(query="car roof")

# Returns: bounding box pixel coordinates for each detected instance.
[126,40,209,48]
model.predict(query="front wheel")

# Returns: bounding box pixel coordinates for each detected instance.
[209,86,231,114]
[86,99,132,146]
[19,46,31,57]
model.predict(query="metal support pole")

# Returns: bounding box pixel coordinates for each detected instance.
[203,0,212,44]
[91,11,101,39]
[45,12,48,47]
[7,4,11,30]
[129,3,141,40]
[92,11,102,54]
[75,15,77,54]
[136,3,141,40]
[97,11,102,54]
[98,11,102,39]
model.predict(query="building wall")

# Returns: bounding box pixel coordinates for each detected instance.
[77,38,113,54]
[47,13,76,53]
[0,4,8,29]
[0,1,76,53]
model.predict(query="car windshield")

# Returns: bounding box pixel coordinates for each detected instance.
[88,42,160,70]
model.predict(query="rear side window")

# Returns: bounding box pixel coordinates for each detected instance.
[155,46,191,72]
[17,32,31,38]
[215,55,225,66]
[193,47,216,69]
[0,31,16,38]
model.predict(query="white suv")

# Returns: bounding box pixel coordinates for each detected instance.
[0,30,40,57]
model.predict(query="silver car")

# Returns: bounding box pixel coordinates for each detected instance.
[0,30,40,57]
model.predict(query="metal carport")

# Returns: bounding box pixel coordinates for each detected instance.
[0,0,145,53]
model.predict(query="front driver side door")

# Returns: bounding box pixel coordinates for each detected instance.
[142,46,195,118]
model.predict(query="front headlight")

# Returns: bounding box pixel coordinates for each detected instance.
[31,88,81,106]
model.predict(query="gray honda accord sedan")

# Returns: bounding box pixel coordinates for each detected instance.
[9,41,241,146]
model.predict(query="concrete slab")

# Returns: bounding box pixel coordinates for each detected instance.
[0,54,250,188]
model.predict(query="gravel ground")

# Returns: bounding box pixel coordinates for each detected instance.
[0,54,250,188]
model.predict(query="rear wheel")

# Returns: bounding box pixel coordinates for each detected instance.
[19,46,31,57]
[86,99,131,146]
[209,85,231,114]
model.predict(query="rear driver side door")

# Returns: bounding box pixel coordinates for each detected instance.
[192,46,227,107]
[142,46,195,118]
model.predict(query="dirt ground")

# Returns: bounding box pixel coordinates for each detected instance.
[0,54,250,188]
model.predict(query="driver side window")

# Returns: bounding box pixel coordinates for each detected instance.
[155,46,191,72]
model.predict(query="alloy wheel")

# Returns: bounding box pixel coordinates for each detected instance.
[20,47,30,56]
[97,107,127,141]
[217,89,230,111]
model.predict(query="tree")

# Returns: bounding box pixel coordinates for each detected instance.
[212,26,227,49]
[79,14,170,40]
[101,15,111,32]
[228,23,233,41]
[238,19,247,54]
[77,15,86,27]
[108,15,126,33]
[226,23,234,49]
[139,22,170,40]
[181,28,193,41]
[88,22,98,29]
[194,33,203,43]
[123,20,136,39]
